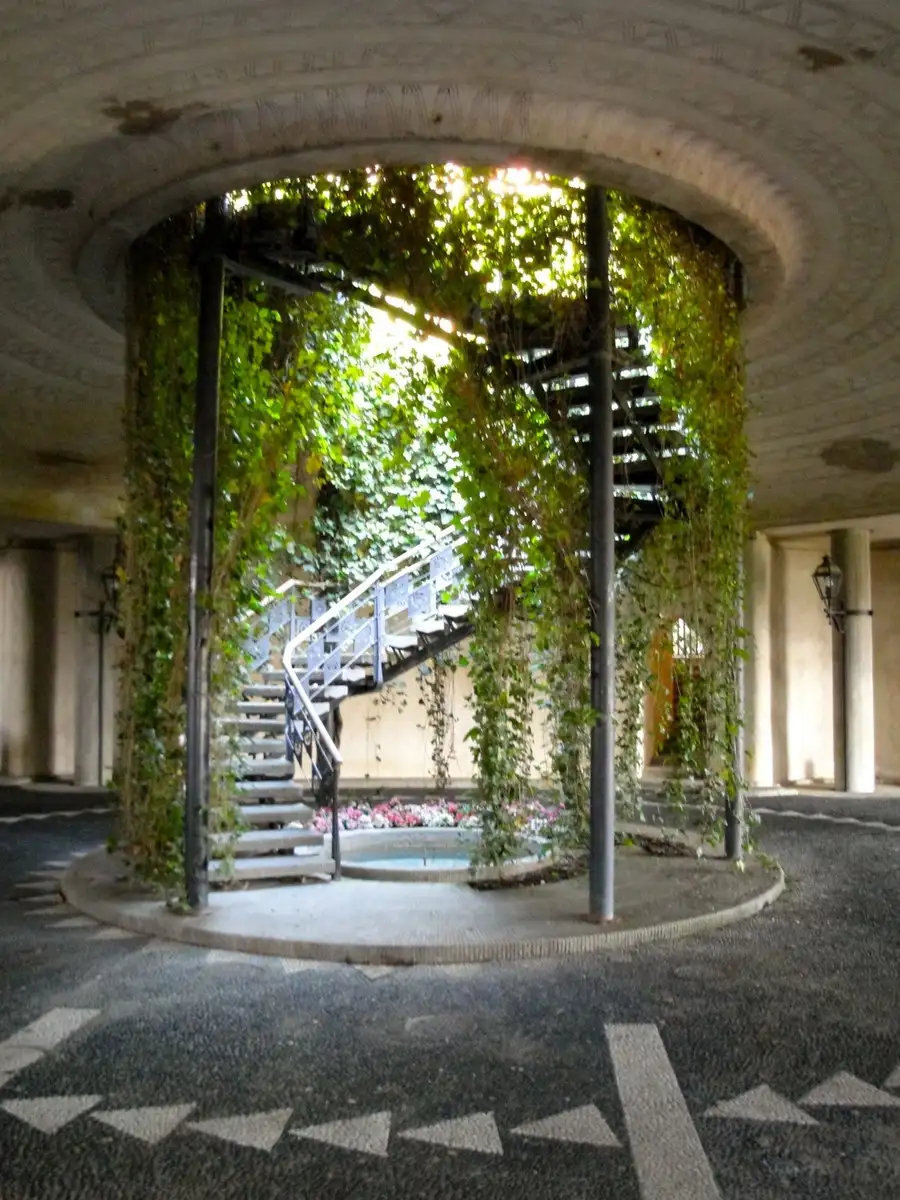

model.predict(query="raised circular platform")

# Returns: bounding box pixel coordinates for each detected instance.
[61,834,784,966]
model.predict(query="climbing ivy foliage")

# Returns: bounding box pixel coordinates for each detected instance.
[418,649,459,795]
[303,344,461,590]
[611,204,748,834]
[119,166,747,884]
[250,169,599,857]
[252,167,747,856]
[118,214,370,887]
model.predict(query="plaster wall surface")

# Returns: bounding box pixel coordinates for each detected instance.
[768,536,900,787]
[0,550,31,778]
[336,649,553,786]
[772,539,834,785]
[872,546,900,783]
[0,545,80,780]
[4,539,898,794]
[0,542,115,785]
[50,546,78,780]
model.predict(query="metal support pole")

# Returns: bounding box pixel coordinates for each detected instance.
[725,556,745,860]
[585,185,616,920]
[97,607,105,786]
[330,706,343,880]
[373,585,385,687]
[74,596,113,786]
[184,196,226,911]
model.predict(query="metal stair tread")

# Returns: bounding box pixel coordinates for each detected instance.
[410,617,446,634]
[384,632,419,650]
[264,666,369,684]
[338,666,368,682]
[211,828,324,855]
[221,717,284,733]
[238,801,315,825]
[210,855,335,881]
[236,737,288,755]
[231,759,294,779]
[437,603,469,619]
[233,780,306,801]
[242,683,285,699]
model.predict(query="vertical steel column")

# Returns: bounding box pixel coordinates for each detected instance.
[184,197,226,911]
[330,706,343,880]
[585,185,616,920]
[725,555,745,860]
[97,612,105,786]
[373,585,385,687]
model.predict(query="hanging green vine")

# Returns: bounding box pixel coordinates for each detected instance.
[419,649,459,794]
[244,166,747,858]
[118,212,370,888]
[120,165,747,885]
[612,200,748,837]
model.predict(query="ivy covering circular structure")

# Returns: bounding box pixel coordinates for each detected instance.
[117,165,747,890]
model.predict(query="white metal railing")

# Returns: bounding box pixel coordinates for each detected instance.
[241,578,332,672]
[283,528,467,773]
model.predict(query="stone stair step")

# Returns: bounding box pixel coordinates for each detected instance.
[238,801,315,826]
[212,828,324,856]
[210,854,335,883]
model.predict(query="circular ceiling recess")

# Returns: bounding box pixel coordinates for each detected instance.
[0,1,899,530]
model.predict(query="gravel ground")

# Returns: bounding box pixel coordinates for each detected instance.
[0,806,897,1199]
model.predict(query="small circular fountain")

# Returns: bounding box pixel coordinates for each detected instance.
[337,828,543,883]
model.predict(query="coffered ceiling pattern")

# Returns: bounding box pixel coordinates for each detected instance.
[0,0,899,529]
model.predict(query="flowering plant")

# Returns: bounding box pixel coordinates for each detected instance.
[311,795,563,835]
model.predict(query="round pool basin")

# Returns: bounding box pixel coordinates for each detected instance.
[334,828,542,882]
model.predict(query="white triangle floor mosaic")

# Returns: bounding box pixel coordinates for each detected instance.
[0,1015,896,1162]
[5,861,900,1198]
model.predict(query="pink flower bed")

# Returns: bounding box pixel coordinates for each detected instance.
[312,796,563,836]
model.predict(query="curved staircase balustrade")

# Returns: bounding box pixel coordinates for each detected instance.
[282,527,468,780]
[242,578,331,672]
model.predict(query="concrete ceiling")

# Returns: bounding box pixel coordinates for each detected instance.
[1,1,900,533]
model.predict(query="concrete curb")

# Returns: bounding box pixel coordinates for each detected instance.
[61,850,785,966]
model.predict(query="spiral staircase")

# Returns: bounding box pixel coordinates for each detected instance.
[208,207,689,885]
[211,322,687,886]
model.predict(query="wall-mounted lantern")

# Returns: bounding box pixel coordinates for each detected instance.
[74,562,120,784]
[812,554,844,633]
[99,564,119,631]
